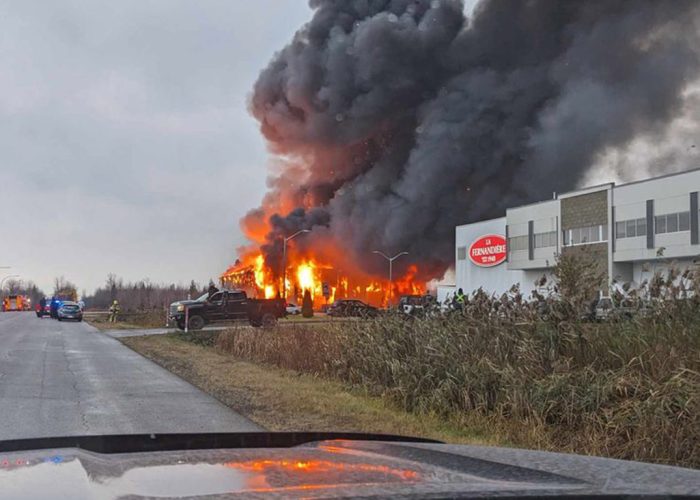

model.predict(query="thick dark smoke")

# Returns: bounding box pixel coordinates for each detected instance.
[246,0,700,279]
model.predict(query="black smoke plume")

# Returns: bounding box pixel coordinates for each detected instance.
[245,0,700,279]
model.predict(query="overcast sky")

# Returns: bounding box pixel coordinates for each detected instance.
[0,0,314,294]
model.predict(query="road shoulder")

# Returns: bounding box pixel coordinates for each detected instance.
[120,334,499,444]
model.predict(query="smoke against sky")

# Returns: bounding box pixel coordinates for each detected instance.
[246,0,700,281]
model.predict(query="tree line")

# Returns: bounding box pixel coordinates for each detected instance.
[82,274,210,311]
[0,279,45,305]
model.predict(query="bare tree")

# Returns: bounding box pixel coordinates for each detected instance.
[1,280,45,304]
[53,276,78,300]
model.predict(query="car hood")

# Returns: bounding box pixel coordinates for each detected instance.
[0,433,697,499]
[170,300,201,308]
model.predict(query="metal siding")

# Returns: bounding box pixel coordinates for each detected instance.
[646,200,654,249]
[505,224,509,262]
[528,220,534,261]
[691,192,699,245]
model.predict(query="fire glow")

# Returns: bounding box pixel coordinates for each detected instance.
[221,247,423,308]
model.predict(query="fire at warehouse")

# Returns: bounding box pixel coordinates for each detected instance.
[222,0,700,306]
[221,254,423,308]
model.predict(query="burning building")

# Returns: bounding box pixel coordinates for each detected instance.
[221,253,421,308]
[224,0,700,306]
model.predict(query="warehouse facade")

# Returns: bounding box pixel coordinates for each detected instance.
[451,168,700,298]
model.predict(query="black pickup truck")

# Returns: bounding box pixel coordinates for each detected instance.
[169,290,285,330]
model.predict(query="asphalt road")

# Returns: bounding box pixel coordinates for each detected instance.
[0,312,261,440]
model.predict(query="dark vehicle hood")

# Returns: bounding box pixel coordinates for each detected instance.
[171,300,202,308]
[0,433,697,499]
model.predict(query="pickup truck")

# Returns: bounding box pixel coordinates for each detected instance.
[169,290,285,330]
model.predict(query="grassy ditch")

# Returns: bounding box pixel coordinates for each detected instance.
[86,310,167,330]
[122,333,502,445]
[213,301,699,468]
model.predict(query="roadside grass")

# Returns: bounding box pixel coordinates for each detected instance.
[121,333,505,446]
[120,255,699,468]
[86,310,167,331]
[212,306,700,469]
[87,310,346,331]
[280,314,329,323]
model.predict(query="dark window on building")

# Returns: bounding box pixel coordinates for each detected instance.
[655,212,690,235]
[534,231,556,248]
[572,227,582,244]
[667,212,679,232]
[655,215,667,234]
[616,217,647,239]
[563,224,607,247]
[457,247,467,260]
[636,218,646,236]
[508,235,528,252]
[616,221,625,238]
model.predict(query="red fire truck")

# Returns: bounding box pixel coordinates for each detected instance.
[2,295,30,312]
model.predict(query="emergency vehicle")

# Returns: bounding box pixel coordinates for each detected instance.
[2,295,30,312]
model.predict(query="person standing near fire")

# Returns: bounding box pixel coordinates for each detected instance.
[108,300,121,323]
[453,288,466,311]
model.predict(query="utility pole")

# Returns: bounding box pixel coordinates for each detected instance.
[282,230,311,300]
[372,251,409,306]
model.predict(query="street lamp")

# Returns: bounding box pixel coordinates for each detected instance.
[282,229,311,300]
[0,275,20,294]
[372,251,409,305]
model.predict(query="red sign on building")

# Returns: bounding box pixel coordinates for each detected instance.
[468,235,507,267]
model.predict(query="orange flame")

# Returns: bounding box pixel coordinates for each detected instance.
[297,262,316,295]
[222,247,425,307]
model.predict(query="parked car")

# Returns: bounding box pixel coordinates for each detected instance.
[327,299,378,318]
[285,302,301,315]
[57,302,84,322]
[169,290,285,330]
[398,294,437,317]
[35,299,52,318]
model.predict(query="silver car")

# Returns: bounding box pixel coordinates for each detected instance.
[57,302,83,322]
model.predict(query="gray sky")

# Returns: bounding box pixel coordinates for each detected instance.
[0,0,312,294]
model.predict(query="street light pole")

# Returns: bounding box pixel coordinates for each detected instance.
[372,251,409,306]
[0,275,20,295]
[282,229,311,300]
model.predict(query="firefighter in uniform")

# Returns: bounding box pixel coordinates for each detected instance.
[454,288,466,311]
[108,300,121,323]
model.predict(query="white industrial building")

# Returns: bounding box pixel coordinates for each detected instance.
[441,168,700,300]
